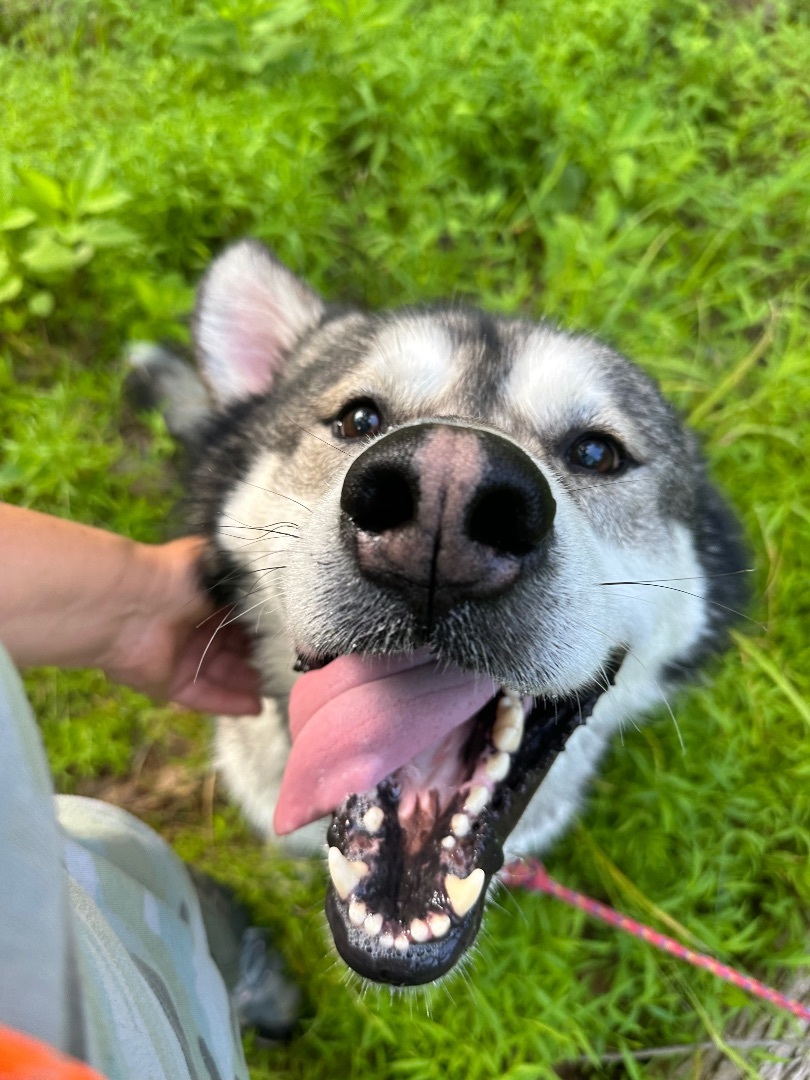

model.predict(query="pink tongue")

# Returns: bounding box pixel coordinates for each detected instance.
[273,650,497,835]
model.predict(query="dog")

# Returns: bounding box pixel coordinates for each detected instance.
[131,239,747,988]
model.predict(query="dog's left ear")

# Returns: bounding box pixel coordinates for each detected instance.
[193,240,325,406]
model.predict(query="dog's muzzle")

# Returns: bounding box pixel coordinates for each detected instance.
[340,423,556,619]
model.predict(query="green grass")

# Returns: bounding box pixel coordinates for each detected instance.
[1,1,809,1076]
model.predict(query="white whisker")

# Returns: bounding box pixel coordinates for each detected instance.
[195,607,237,683]
[595,580,762,629]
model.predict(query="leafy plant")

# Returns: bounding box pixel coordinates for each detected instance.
[0,149,137,331]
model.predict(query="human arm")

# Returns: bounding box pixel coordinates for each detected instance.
[0,503,261,714]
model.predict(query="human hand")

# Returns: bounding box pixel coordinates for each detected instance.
[100,536,262,715]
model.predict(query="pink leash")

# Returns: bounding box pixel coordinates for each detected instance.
[502,858,810,1024]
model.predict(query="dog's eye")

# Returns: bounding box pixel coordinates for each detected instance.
[333,400,384,440]
[565,433,626,475]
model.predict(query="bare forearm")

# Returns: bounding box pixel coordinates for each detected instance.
[0,504,154,670]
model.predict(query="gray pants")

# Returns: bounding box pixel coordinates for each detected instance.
[0,645,249,1080]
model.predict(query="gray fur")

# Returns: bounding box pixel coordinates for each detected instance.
[135,239,747,900]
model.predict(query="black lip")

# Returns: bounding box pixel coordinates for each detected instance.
[326,889,487,986]
[323,649,626,986]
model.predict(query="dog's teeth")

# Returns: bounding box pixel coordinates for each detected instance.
[380,931,395,950]
[427,912,451,939]
[485,751,511,782]
[364,912,383,937]
[410,918,430,943]
[445,868,486,918]
[493,694,524,752]
[394,933,410,953]
[464,784,489,816]
[362,806,384,834]
[441,835,456,850]
[348,899,367,927]
[451,813,471,837]
[493,725,521,754]
[328,848,369,900]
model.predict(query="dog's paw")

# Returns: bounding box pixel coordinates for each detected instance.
[233,927,301,1041]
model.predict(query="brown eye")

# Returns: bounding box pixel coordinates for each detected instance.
[565,433,626,475]
[332,400,384,440]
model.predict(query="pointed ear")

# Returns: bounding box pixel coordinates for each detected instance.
[193,240,325,406]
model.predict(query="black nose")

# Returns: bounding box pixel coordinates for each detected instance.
[341,463,416,536]
[464,439,554,557]
[340,423,555,612]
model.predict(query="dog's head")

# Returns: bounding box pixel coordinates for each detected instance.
[188,241,747,986]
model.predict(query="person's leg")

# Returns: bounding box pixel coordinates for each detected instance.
[57,794,249,1080]
[0,645,249,1080]
[0,646,81,1059]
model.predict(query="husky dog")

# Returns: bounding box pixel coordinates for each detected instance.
[140,240,747,987]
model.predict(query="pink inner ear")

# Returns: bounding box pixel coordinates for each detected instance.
[197,242,325,406]
[225,290,291,399]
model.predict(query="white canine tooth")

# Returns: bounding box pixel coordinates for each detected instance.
[394,933,409,953]
[410,918,430,943]
[451,813,471,837]
[362,806,384,834]
[464,784,489,816]
[441,835,456,850]
[427,912,451,939]
[348,899,366,927]
[364,912,383,937]
[327,847,369,901]
[445,868,486,918]
[485,751,511,782]
[380,931,394,950]
[493,696,524,752]
[493,724,521,753]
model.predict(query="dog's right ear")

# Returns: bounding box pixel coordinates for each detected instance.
[193,240,325,407]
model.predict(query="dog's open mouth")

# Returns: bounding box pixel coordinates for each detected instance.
[274,649,625,986]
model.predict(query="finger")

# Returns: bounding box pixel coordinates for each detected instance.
[198,649,262,694]
[208,620,257,661]
[170,612,262,712]
[173,681,262,715]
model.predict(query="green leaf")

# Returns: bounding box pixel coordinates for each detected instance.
[27,290,55,317]
[0,274,23,304]
[73,147,110,202]
[59,219,138,249]
[0,208,38,231]
[15,167,65,212]
[251,0,313,37]
[174,18,240,60]
[77,190,132,215]
[0,461,26,489]
[74,218,139,249]
[131,271,194,318]
[612,153,638,198]
[20,233,85,276]
[236,36,300,73]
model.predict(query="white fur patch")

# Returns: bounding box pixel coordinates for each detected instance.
[509,522,709,854]
[504,328,627,442]
[367,319,458,410]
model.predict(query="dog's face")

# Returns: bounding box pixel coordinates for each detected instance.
[188,241,746,986]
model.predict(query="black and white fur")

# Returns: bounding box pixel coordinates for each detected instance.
[133,240,747,983]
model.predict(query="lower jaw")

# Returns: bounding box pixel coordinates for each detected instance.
[323,649,626,985]
[326,885,489,986]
